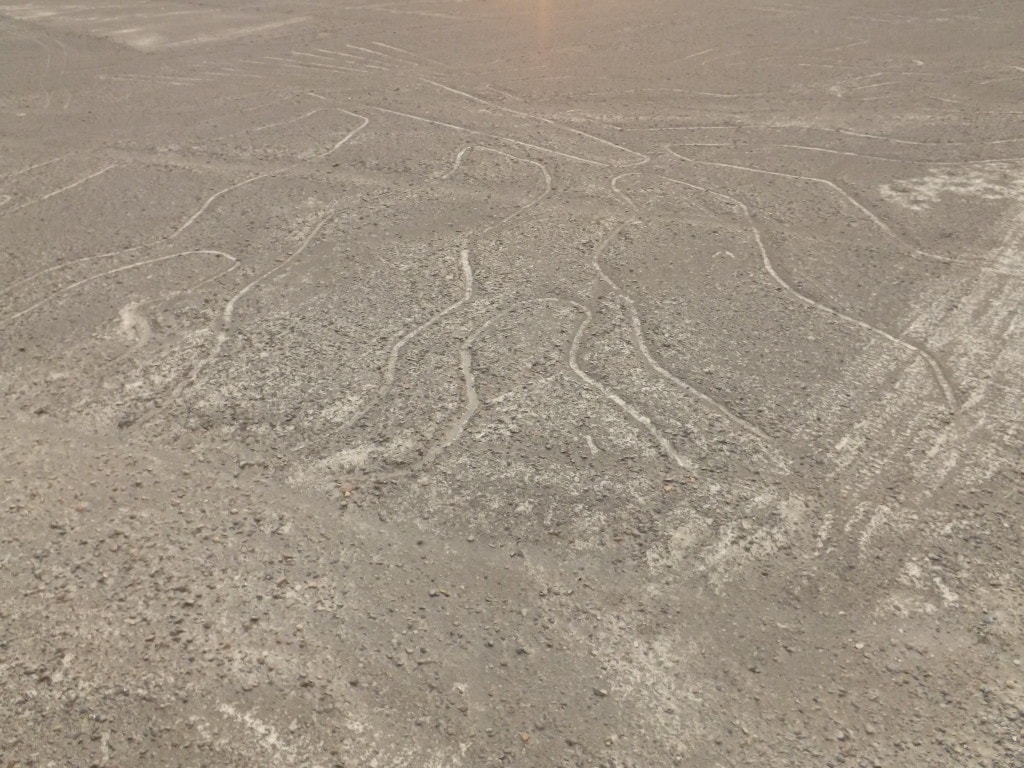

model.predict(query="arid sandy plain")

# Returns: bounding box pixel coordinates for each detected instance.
[1,0,1023,765]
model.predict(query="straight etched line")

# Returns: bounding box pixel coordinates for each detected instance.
[3,163,120,216]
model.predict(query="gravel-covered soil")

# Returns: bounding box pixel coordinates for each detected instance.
[2,0,1023,765]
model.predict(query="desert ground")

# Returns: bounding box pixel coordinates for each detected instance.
[1,0,1023,765]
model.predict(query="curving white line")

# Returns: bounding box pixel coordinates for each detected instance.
[165,212,338,406]
[104,253,241,367]
[421,78,650,167]
[411,293,699,473]
[567,300,695,471]
[206,108,323,141]
[655,168,959,411]
[337,247,475,434]
[219,211,335,332]
[382,248,473,390]
[441,145,553,231]
[5,250,237,323]
[412,312,492,469]
[664,148,952,265]
[340,145,551,437]
[3,108,369,324]
[369,105,609,167]
[0,155,64,182]
[413,295,587,469]
[664,147,1023,277]
[602,173,773,443]
[2,163,121,216]
[622,293,778,447]
[160,252,240,303]
[979,74,1024,86]
[0,244,149,300]
[173,108,369,238]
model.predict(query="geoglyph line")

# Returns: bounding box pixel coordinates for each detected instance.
[0,244,148,300]
[777,143,1024,166]
[384,248,472,393]
[482,84,523,101]
[206,108,322,141]
[314,48,369,61]
[4,250,237,323]
[663,148,954,264]
[46,32,72,110]
[1,163,121,217]
[337,146,551,441]
[441,145,553,231]
[655,166,959,411]
[0,155,64,182]
[621,292,777,447]
[3,108,368,344]
[173,108,370,237]
[260,56,370,75]
[567,300,695,471]
[600,119,1024,152]
[163,108,372,395]
[368,105,609,167]
[99,74,199,86]
[291,51,339,61]
[275,61,371,75]
[214,67,267,79]
[422,78,651,167]
[337,247,475,436]
[411,312,492,470]
[219,212,335,333]
[346,43,406,61]
[411,297,578,468]
[837,128,1024,146]
[370,40,447,68]
[665,147,1023,277]
[414,294,701,475]
[161,212,338,409]
[603,173,775,443]
[28,33,52,110]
